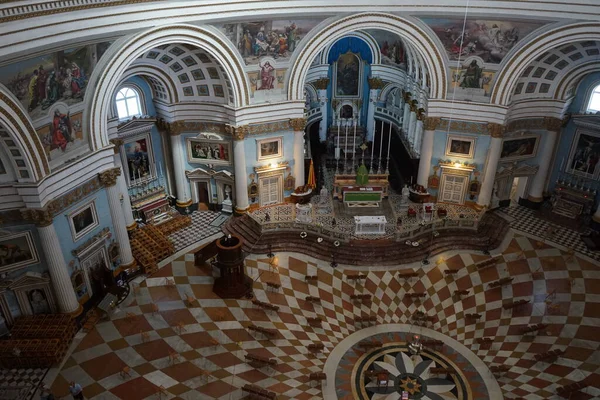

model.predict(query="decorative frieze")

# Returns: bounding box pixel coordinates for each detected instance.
[109,138,124,154]
[417,108,426,121]
[423,117,442,131]
[98,167,121,187]
[409,100,419,113]
[487,123,505,138]
[290,118,307,131]
[506,118,544,132]
[313,78,330,90]
[368,77,385,90]
[438,119,488,135]
[544,117,563,132]
[21,209,54,227]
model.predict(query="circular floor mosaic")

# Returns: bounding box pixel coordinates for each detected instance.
[334,331,493,400]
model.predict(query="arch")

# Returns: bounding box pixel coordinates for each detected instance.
[491,22,600,106]
[555,64,600,102]
[118,65,179,105]
[323,31,381,65]
[84,24,250,152]
[0,84,49,181]
[287,13,446,102]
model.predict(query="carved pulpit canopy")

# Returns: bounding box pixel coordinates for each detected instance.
[116,116,157,137]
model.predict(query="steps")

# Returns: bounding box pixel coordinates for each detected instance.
[223,212,509,266]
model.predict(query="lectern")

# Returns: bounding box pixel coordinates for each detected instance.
[212,234,253,299]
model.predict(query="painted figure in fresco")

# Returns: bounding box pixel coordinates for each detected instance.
[51,110,73,151]
[36,65,48,104]
[254,28,269,56]
[44,71,61,106]
[258,61,275,90]
[0,243,29,266]
[27,70,39,111]
[286,23,298,52]
[70,62,86,98]
[460,60,483,88]
[240,30,253,57]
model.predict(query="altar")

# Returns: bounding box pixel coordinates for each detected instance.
[354,216,387,235]
[343,186,383,207]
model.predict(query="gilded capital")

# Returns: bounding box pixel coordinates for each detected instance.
[403,91,412,102]
[416,108,426,121]
[409,100,419,113]
[423,117,442,131]
[98,167,121,187]
[226,125,248,141]
[289,118,307,131]
[544,117,563,132]
[313,78,330,90]
[168,121,186,136]
[487,123,505,138]
[22,209,54,227]
[367,77,385,90]
[109,138,124,154]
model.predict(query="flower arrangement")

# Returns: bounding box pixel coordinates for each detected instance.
[334,241,340,247]
[300,231,307,239]
[317,237,323,243]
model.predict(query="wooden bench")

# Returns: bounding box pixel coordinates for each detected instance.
[465,313,482,320]
[444,269,459,275]
[534,349,564,362]
[412,313,435,324]
[248,324,277,338]
[245,354,277,368]
[474,257,499,271]
[421,339,443,348]
[306,296,321,303]
[241,384,277,400]
[489,277,513,288]
[346,273,367,282]
[307,343,325,353]
[476,337,493,345]
[405,292,426,299]
[251,299,280,312]
[350,294,372,302]
[265,281,281,291]
[556,380,588,397]
[305,275,318,283]
[490,365,510,373]
[520,323,547,335]
[398,271,419,279]
[502,299,530,310]
[309,372,327,381]
[306,317,322,327]
[454,289,470,297]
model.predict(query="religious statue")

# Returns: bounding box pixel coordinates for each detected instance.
[29,289,49,314]
[401,184,410,204]
[460,60,483,89]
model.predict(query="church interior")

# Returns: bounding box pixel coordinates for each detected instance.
[1,1,600,399]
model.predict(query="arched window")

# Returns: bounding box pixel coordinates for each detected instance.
[586,84,600,113]
[115,87,142,120]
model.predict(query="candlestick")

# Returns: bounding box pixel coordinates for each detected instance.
[386,121,392,173]
[378,120,384,174]
[370,124,375,173]
[352,118,357,169]
[344,121,348,164]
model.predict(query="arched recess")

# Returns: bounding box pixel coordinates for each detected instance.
[287,13,447,102]
[491,22,600,106]
[555,64,600,102]
[84,24,250,152]
[0,85,49,181]
[117,65,178,107]
[321,31,381,66]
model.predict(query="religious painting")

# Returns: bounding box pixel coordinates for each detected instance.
[36,107,84,162]
[28,289,50,315]
[567,130,600,177]
[220,18,323,65]
[0,232,39,273]
[0,41,112,119]
[419,18,546,63]
[68,200,99,241]
[364,29,406,68]
[335,52,361,98]
[121,133,155,186]
[257,137,283,161]
[186,137,232,166]
[256,61,275,91]
[500,135,539,161]
[71,269,88,300]
[445,135,476,159]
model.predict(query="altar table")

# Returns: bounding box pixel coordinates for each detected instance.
[354,216,387,235]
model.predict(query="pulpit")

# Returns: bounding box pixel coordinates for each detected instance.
[212,234,252,299]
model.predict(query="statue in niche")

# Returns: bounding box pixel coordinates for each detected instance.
[401,184,410,204]
[29,289,50,314]
[459,60,483,89]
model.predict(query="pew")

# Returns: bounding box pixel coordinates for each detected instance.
[489,277,513,288]
[245,353,277,368]
[474,257,500,271]
[405,292,426,299]
[306,296,321,303]
[266,281,281,291]
[397,271,419,279]
[354,315,377,325]
[556,380,589,397]
[306,317,322,327]
[305,275,318,283]
[241,384,277,400]
[476,337,493,344]
[307,343,325,353]
[490,365,510,373]
[520,323,548,334]
[251,299,280,312]
[346,273,367,282]
[444,269,459,275]
[534,349,564,362]
[465,313,482,320]
[309,372,327,381]
[502,299,530,310]
[247,324,277,338]
[454,289,469,297]
[350,294,372,302]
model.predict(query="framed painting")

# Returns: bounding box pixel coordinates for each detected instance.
[334,52,362,98]
[257,137,283,161]
[186,137,232,165]
[500,135,539,162]
[445,135,476,159]
[567,129,600,178]
[0,232,39,273]
[68,200,99,241]
[120,133,155,186]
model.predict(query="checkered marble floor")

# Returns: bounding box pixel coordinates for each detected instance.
[497,206,600,262]
[45,231,600,399]
[167,211,228,252]
[0,367,48,400]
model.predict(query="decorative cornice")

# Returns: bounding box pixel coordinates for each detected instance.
[423,117,442,131]
[487,123,505,138]
[21,209,53,228]
[157,119,228,136]
[403,91,412,102]
[313,78,330,90]
[254,161,289,174]
[506,118,545,132]
[368,77,385,90]
[226,125,248,141]
[438,120,488,135]
[409,100,418,113]
[109,138,124,154]
[98,167,121,187]
[289,118,307,131]
[416,108,426,121]
[167,121,187,136]
[544,117,563,132]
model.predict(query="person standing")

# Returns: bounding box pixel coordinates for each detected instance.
[69,381,84,400]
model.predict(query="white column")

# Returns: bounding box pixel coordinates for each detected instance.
[292,118,306,187]
[528,118,560,203]
[408,109,417,146]
[101,168,135,268]
[477,125,504,209]
[317,89,328,142]
[417,117,440,187]
[114,154,136,230]
[233,128,249,213]
[402,102,411,134]
[366,89,379,141]
[37,222,80,314]
[414,118,424,156]
[170,133,191,207]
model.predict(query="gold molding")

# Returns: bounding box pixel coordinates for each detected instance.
[109,138,124,154]
[176,199,193,208]
[368,77,385,90]
[409,100,418,113]
[528,195,543,203]
[312,78,330,90]
[98,167,121,187]
[423,117,441,131]
[544,117,563,132]
[21,208,54,227]
[487,123,505,138]
[416,108,426,121]
[126,221,138,231]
